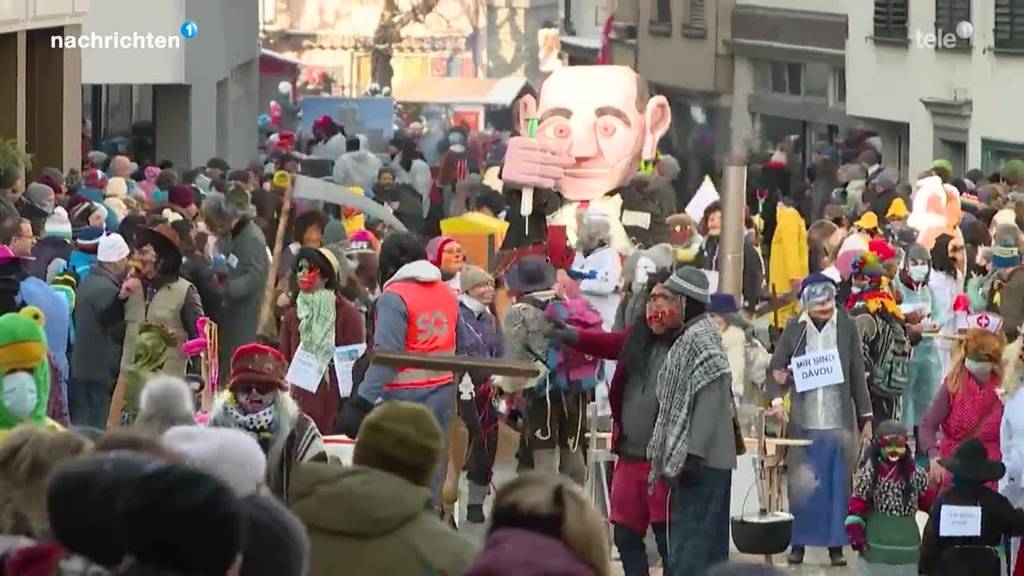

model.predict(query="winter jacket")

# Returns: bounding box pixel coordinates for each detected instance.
[332,150,382,193]
[71,265,125,385]
[358,260,464,403]
[290,464,477,576]
[216,219,269,382]
[465,528,597,576]
[27,237,72,281]
[19,277,69,381]
[458,296,503,388]
[280,293,365,434]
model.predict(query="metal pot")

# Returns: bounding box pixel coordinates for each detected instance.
[730,511,793,555]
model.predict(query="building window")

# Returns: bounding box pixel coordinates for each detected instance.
[936,0,971,48]
[874,0,909,40]
[834,67,847,104]
[982,138,1024,173]
[650,0,671,36]
[770,61,802,96]
[995,0,1024,50]
[804,62,829,99]
[683,0,707,38]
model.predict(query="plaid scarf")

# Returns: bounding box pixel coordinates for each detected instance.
[296,289,336,365]
[647,315,731,483]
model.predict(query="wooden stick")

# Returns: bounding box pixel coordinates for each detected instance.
[371,351,541,377]
[258,178,294,334]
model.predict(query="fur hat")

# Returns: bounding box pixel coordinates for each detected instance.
[163,426,268,497]
[117,463,244,576]
[230,343,288,393]
[460,265,493,293]
[352,400,442,488]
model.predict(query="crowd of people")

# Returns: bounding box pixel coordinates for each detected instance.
[9,61,1024,576]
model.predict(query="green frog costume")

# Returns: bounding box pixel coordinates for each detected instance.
[0,307,60,442]
[119,322,178,426]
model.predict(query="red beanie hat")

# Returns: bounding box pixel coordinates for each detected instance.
[230,343,288,393]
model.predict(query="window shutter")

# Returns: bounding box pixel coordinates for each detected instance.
[690,0,706,28]
[874,0,909,38]
[995,0,1024,49]
[936,0,970,46]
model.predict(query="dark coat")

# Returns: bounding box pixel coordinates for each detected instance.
[216,219,269,380]
[71,264,125,385]
[280,293,365,434]
[27,237,72,280]
[919,482,1024,575]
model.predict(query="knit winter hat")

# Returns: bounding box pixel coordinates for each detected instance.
[163,426,268,497]
[118,463,244,576]
[37,172,64,197]
[992,224,1021,269]
[83,169,107,192]
[105,177,128,198]
[238,494,310,576]
[352,400,443,488]
[44,207,72,240]
[230,343,288,393]
[664,266,710,303]
[144,166,161,182]
[426,236,457,267]
[460,265,494,293]
[25,182,55,214]
[994,208,1017,228]
[97,233,130,263]
[168,185,195,209]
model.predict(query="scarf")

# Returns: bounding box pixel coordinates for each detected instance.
[647,315,731,483]
[296,289,336,365]
[226,400,278,443]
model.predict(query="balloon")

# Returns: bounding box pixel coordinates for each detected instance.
[278,81,292,96]
[269,100,281,114]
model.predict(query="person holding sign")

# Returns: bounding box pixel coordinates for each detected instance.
[919,438,1024,576]
[767,273,873,567]
[279,247,365,434]
[208,343,327,503]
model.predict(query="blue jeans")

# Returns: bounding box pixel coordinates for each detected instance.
[383,383,455,505]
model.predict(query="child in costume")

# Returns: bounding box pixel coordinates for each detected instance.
[919,438,1024,576]
[846,420,934,575]
[0,307,60,441]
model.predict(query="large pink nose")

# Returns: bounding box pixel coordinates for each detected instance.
[568,117,598,159]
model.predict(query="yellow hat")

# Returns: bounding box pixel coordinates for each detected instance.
[854,211,879,230]
[272,170,291,189]
[886,197,909,219]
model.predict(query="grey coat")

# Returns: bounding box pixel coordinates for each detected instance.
[71,264,126,386]
[767,308,871,472]
[217,219,269,373]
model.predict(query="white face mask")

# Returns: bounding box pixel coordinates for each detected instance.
[964,359,993,382]
[909,264,929,282]
[3,371,37,420]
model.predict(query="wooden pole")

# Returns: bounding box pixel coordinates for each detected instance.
[258,178,294,334]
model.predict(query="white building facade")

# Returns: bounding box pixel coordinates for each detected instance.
[847,0,1024,176]
[81,0,259,168]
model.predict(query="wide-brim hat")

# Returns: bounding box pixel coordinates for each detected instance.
[137,223,181,263]
[505,255,556,294]
[939,437,1005,483]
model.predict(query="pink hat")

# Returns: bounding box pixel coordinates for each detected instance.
[425,236,457,267]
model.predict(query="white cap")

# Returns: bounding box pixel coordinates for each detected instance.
[97,233,130,263]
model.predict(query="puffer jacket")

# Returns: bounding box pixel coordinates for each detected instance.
[290,463,476,576]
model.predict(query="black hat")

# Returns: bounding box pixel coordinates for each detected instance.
[239,494,310,576]
[118,463,244,576]
[939,438,1006,483]
[48,452,160,567]
[505,255,556,294]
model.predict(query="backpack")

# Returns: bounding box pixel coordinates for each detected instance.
[865,315,911,398]
[542,298,604,394]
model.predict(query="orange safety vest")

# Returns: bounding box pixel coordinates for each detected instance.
[383,279,459,391]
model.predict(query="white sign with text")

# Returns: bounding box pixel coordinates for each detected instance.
[790,348,843,393]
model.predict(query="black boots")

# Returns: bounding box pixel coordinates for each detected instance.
[829,547,847,567]
[787,546,804,565]
[786,546,846,566]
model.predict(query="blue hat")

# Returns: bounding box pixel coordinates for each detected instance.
[799,272,837,296]
[708,293,739,315]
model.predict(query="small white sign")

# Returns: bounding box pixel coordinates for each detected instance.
[227,254,239,268]
[939,505,982,537]
[621,210,652,230]
[790,348,843,393]
[286,345,328,393]
[333,343,367,398]
[685,175,720,222]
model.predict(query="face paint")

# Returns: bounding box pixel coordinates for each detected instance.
[298,264,321,292]
[3,371,37,420]
[879,434,908,462]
